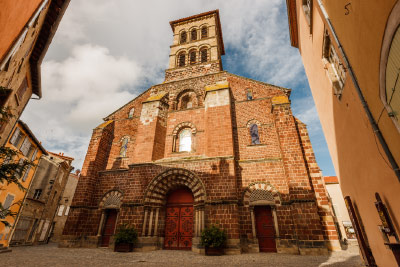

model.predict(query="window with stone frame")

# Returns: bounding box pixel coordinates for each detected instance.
[302,0,312,27]
[128,107,135,118]
[33,189,42,200]
[119,137,129,157]
[201,26,208,38]
[191,28,197,41]
[189,50,197,65]
[16,78,28,101]
[323,30,346,98]
[2,194,14,210]
[180,94,193,109]
[250,124,260,145]
[180,31,187,43]
[179,128,192,152]
[178,52,186,67]
[200,48,208,63]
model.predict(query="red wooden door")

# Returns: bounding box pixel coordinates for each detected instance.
[255,206,277,252]
[101,209,118,247]
[164,188,194,250]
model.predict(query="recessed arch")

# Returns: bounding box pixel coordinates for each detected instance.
[242,182,281,207]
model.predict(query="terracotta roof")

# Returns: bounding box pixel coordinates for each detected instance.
[286,0,299,48]
[18,120,47,155]
[30,0,70,98]
[324,176,339,184]
[169,10,225,55]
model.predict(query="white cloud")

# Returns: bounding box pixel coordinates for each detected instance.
[21,44,141,168]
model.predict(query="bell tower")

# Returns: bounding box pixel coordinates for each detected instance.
[165,10,225,82]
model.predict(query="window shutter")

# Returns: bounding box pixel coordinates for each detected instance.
[58,205,65,216]
[2,194,15,209]
[65,206,70,216]
[20,138,31,156]
[31,148,38,161]
[10,128,20,145]
[22,166,31,182]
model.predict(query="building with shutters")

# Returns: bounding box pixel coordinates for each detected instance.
[0,120,46,247]
[61,10,339,254]
[0,0,70,146]
[286,0,400,265]
[10,152,73,246]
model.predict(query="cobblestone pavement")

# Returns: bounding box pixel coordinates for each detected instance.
[1,243,363,267]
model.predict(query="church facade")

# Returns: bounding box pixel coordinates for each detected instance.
[61,10,339,254]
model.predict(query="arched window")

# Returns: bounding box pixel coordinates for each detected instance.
[201,27,208,38]
[180,31,187,43]
[250,124,260,145]
[178,52,186,67]
[191,29,197,41]
[119,137,129,157]
[189,50,196,65]
[128,108,134,118]
[179,129,192,152]
[181,94,193,109]
[200,49,208,63]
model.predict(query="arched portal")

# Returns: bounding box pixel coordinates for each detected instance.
[141,168,206,249]
[164,187,194,250]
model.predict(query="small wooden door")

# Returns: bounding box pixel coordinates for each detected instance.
[164,188,194,250]
[100,209,118,247]
[255,206,277,252]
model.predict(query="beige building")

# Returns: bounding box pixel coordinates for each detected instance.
[324,176,355,242]
[0,0,69,146]
[286,0,400,266]
[50,171,79,242]
[10,152,73,246]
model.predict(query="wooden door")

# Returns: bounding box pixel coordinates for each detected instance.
[164,188,194,250]
[255,206,277,252]
[100,209,118,247]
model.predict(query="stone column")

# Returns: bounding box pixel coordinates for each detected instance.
[97,210,106,236]
[153,208,159,237]
[272,206,279,238]
[147,208,154,236]
[142,209,148,237]
[250,207,256,238]
[195,210,199,237]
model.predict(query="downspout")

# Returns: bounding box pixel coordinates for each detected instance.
[317,0,400,182]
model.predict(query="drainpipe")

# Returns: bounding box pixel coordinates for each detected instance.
[317,0,400,182]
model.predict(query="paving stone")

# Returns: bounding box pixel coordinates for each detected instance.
[0,243,363,267]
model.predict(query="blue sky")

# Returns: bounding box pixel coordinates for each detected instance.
[21,0,336,176]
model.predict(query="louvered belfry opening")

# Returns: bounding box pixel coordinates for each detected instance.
[179,53,186,67]
[200,49,207,63]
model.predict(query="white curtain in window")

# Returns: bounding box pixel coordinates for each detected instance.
[179,129,192,152]
[58,205,65,216]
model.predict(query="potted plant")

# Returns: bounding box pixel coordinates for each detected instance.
[200,225,227,256]
[113,224,138,252]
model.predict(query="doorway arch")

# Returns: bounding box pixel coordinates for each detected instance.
[164,187,194,250]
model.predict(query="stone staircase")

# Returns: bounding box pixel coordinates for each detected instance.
[0,243,12,253]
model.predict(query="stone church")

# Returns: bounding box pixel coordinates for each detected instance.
[61,10,339,254]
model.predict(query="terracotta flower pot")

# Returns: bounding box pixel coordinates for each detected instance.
[205,247,223,256]
[114,243,133,252]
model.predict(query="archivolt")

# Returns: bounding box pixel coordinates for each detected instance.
[143,168,206,206]
[99,190,123,209]
[242,182,281,207]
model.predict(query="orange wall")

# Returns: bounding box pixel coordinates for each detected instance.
[0,123,44,246]
[294,0,400,266]
[0,0,43,61]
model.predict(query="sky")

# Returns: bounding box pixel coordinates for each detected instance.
[21,0,336,176]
